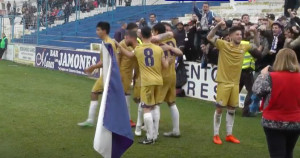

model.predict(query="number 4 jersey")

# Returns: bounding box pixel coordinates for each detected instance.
[134,42,164,87]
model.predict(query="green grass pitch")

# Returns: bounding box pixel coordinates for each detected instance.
[0,60,299,158]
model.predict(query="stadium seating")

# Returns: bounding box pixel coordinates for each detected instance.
[13,0,284,50]
[13,2,222,49]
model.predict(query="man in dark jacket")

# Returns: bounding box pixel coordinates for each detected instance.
[7,1,11,13]
[0,33,8,60]
[173,22,185,48]
[64,2,71,24]
[114,22,127,42]
[256,22,285,71]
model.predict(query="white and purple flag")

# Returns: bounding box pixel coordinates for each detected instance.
[94,43,133,158]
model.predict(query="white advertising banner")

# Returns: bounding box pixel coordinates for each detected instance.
[14,44,36,65]
[182,62,246,108]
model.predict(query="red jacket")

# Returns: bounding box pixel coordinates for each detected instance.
[263,72,300,122]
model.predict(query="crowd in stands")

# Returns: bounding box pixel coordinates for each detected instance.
[5,0,131,29]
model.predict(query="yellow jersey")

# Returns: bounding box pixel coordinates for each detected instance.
[215,39,252,84]
[160,38,177,79]
[103,36,118,64]
[119,40,135,73]
[134,42,164,87]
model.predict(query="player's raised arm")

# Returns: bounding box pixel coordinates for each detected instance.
[160,44,183,56]
[114,40,135,58]
[151,32,174,43]
[207,21,225,44]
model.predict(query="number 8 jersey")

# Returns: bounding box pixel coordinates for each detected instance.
[134,42,164,87]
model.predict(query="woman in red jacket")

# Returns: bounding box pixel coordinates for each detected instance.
[253,48,300,158]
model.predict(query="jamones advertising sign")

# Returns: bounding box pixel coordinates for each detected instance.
[35,47,100,78]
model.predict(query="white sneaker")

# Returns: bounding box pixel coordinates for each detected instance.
[163,131,181,138]
[135,126,142,136]
[77,120,94,127]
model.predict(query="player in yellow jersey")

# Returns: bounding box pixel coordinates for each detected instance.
[116,27,171,144]
[151,23,183,138]
[78,21,118,127]
[118,23,140,127]
[207,21,259,145]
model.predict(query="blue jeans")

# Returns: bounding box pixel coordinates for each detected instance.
[249,94,260,113]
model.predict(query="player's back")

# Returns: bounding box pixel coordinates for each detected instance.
[160,38,177,79]
[134,42,164,87]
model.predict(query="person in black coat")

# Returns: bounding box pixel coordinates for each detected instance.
[64,2,71,24]
[183,20,198,61]
[284,0,300,17]
[256,22,285,71]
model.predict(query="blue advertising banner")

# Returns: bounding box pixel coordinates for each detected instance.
[35,47,100,78]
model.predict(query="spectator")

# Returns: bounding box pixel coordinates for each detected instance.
[64,2,71,24]
[173,22,185,48]
[284,26,300,62]
[100,0,106,7]
[51,7,59,17]
[114,22,127,42]
[252,48,300,158]
[93,0,98,8]
[183,20,198,61]
[284,0,300,17]
[0,33,8,60]
[23,11,31,29]
[171,17,179,30]
[256,21,285,71]
[138,18,147,29]
[125,0,131,6]
[147,13,158,28]
[7,1,11,13]
[118,0,122,6]
[278,16,289,29]
[193,2,217,27]
[241,14,252,26]
[232,18,240,27]
[289,9,300,26]
[193,2,217,61]
[56,7,64,20]
[266,14,275,23]
[13,0,16,14]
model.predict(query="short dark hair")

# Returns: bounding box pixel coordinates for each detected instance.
[126,22,138,31]
[150,13,156,17]
[241,14,249,19]
[229,26,243,35]
[125,30,138,38]
[96,21,110,34]
[153,23,166,34]
[141,26,152,39]
[162,22,172,29]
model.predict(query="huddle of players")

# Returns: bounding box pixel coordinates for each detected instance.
[78,21,183,145]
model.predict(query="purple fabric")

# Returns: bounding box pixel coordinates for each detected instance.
[103,44,134,158]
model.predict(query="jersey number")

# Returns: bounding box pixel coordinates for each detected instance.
[144,48,154,67]
[163,41,175,57]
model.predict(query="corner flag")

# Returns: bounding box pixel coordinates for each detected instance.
[94,43,133,158]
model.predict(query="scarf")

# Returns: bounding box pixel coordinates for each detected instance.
[201,12,209,31]
[270,31,282,53]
